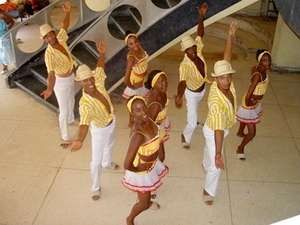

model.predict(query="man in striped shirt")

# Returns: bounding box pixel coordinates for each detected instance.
[202,21,238,205]
[174,3,209,149]
[70,42,119,201]
[40,1,76,148]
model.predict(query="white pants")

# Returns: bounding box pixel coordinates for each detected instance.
[53,73,75,141]
[202,124,228,197]
[183,88,205,143]
[90,118,116,192]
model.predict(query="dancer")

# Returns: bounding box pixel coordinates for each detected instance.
[202,21,238,205]
[145,70,170,199]
[236,49,271,159]
[122,31,150,127]
[71,41,119,200]
[40,1,76,148]
[174,2,209,149]
[122,95,168,225]
[145,70,170,162]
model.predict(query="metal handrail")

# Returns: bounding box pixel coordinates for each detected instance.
[2,0,103,76]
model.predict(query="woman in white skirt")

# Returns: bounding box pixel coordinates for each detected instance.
[122,95,168,225]
[145,70,171,162]
[236,49,272,159]
[122,32,150,127]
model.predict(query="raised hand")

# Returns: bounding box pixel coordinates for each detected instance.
[197,2,208,17]
[62,1,72,12]
[96,41,106,54]
[229,21,239,37]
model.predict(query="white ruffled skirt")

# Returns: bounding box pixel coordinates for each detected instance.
[236,103,263,124]
[122,86,150,99]
[122,160,167,193]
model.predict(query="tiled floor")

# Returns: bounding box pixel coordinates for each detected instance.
[1,15,300,225]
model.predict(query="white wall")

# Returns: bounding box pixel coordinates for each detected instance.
[271,14,300,71]
[237,0,262,16]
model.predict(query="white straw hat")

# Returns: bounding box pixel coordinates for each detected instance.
[75,64,94,81]
[40,24,54,39]
[180,36,196,51]
[211,60,236,77]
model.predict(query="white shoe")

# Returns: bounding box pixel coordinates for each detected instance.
[1,69,7,75]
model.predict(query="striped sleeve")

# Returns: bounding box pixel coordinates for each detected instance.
[179,63,188,81]
[79,102,92,126]
[208,101,226,130]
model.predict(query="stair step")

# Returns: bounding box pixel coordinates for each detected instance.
[72,41,98,68]
[30,64,48,84]
[14,75,59,112]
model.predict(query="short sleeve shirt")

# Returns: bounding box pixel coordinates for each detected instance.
[179,36,209,90]
[205,81,237,130]
[79,67,114,128]
[44,29,77,75]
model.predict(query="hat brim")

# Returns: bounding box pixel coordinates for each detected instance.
[40,29,54,39]
[180,43,196,52]
[74,70,96,81]
[211,69,236,77]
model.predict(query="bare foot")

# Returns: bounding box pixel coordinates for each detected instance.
[203,189,213,205]
[60,140,72,149]
[126,217,134,225]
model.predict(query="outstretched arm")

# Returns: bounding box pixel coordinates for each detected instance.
[62,1,71,30]
[223,21,238,62]
[214,130,225,170]
[174,81,186,109]
[197,2,208,37]
[40,71,55,100]
[96,41,106,69]
[71,125,89,152]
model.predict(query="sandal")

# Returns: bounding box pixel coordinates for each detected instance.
[1,65,8,75]
[106,162,119,170]
[203,194,213,205]
[60,140,71,149]
[181,134,190,149]
[92,189,101,201]
[149,201,160,210]
[151,191,157,199]
[236,150,246,160]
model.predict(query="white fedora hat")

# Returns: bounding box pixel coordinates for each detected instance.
[40,24,54,39]
[75,64,94,81]
[180,36,196,51]
[211,60,236,77]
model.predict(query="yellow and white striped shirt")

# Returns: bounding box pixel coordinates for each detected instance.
[79,67,114,128]
[205,81,237,130]
[179,36,209,90]
[44,29,77,75]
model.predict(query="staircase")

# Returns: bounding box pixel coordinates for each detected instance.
[5,0,261,114]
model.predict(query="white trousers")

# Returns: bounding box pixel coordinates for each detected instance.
[202,124,228,197]
[90,118,116,192]
[53,73,75,141]
[183,88,205,143]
